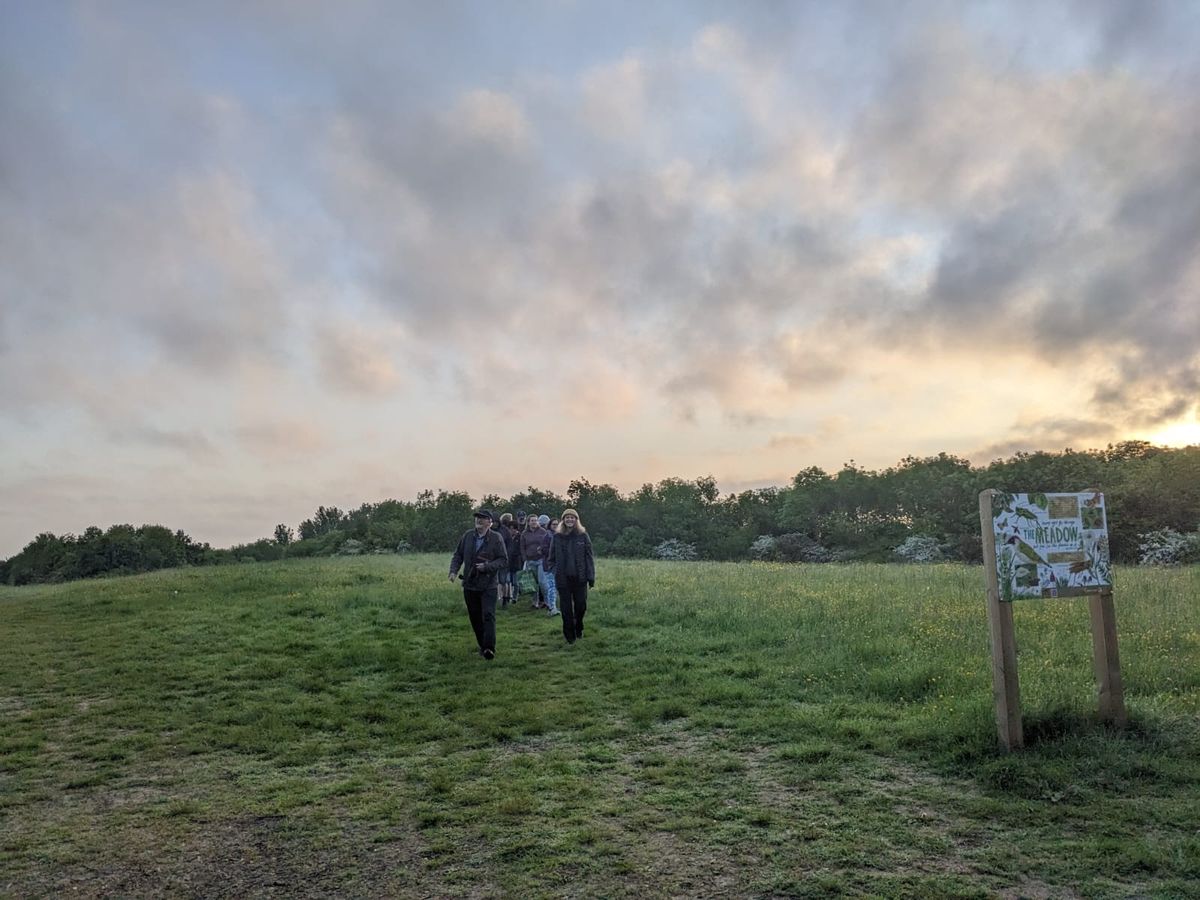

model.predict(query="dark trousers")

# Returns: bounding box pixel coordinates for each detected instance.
[557,576,588,642]
[463,588,496,652]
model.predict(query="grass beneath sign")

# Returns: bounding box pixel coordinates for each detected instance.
[2,556,1198,897]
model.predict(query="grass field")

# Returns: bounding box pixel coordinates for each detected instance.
[2,556,1198,898]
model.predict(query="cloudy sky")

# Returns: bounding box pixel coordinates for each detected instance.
[3,1,1199,555]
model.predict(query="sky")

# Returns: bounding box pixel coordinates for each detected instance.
[2,0,1199,556]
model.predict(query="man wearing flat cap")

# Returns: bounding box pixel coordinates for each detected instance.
[449,509,509,660]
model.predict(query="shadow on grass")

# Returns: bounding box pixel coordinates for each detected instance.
[890,701,1196,801]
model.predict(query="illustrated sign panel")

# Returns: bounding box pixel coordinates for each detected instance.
[991,492,1111,601]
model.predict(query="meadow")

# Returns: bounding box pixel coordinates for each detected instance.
[1,555,1198,898]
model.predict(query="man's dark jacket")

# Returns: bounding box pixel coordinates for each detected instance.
[450,528,509,591]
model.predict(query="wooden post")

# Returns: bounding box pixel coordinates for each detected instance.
[979,490,1023,750]
[1088,589,1127,727]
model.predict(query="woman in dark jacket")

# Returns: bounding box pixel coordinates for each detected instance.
[501,515,522,605]
[550,508,595,644]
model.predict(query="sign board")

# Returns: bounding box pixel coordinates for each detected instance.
[989,491,1111,601]
[979,489,1125,751]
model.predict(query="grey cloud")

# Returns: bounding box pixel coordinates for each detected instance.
[110,425,220,460]
[1091,364,1200,427]
[1077,0,1200,74]
[848,21,1200,432]
[0,12,307,421]
[926,208,1064,325]
[972,416,1120,461]
[5,1,1199,444]
[778,347,850,391]
[142,313,247,373]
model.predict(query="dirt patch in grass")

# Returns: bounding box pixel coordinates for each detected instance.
[0,695,32,715]
[998,877,1084,899]
[74,696,113,713]
[616,828,747,898]
[6,815,432,900]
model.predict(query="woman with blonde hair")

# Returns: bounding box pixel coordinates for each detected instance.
[550,508,595,644]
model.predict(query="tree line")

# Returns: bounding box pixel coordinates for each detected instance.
[3,441,1198,586]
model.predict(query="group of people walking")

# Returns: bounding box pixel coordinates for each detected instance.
[449,508,596,660]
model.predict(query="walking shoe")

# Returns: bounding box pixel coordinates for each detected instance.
[548,609,560,616]
[482,648,495,660]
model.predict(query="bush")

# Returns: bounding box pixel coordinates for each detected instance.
[706,526,757,561]
[1138,528,1200,565]
[953,533,983,563]
[286,529,347,558]
[749,535,778,561]
[395,540,415,554]
[612,526,653,558]
[653,538,698,561]
[337,539,365,556]
[894,534,944,563]
[774,533,832,563]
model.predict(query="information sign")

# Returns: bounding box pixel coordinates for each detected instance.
[979,489,1126,750]
[990,491,1111,601]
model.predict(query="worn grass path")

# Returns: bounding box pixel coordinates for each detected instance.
[2,556,1198,898]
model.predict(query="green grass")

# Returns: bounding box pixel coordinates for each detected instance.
[1,556,1198,898]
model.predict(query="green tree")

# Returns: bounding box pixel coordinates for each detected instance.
[566,478,626,549]
[409,490,474,551]
[507,486,567,521]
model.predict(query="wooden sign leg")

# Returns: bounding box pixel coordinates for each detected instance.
[1088,590,1127,727]
[980,490,1023,750]
[987,592,1024,750]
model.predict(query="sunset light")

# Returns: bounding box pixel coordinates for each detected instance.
[1145,417,1200,449]
[2,3,1198,556]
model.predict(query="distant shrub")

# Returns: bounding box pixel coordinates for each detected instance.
[395,540,415,554]
[223,538,284,563]
[337,539,365,556]
[894,535,944,563]
[953,533,983,563]
[1138,528,1200,565]
[749,535,778,561]
[653,538,698,561]
[287,529,347,558]
[612,526,653,558]
[774,533,832,563]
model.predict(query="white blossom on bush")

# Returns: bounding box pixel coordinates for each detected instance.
[894,535,944,563]
[1138,528,1200,565]
[774,533,832,563]
[749,535,778,561]
[653,538,699,561]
